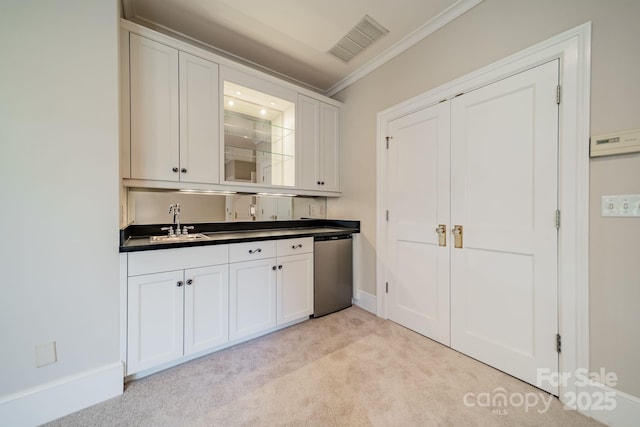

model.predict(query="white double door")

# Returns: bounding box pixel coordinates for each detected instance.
[386,60,559,394]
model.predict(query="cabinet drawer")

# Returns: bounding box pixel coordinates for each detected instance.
[229,240,276,263]
[128,245,229,276]
[277,237,313,256]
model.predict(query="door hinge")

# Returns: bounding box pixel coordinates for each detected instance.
[386,210,389,222]
[555,210,561,229]
[556,85,561,105]
[556,333,562,353]
[386,282,389,293]
[386,136,392,149]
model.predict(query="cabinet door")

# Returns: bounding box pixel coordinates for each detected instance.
[129,34,180,181]
[229,258,277,340]
[319,102,340,192]
[127,270,184,374]
[297,95,341,192]
[277,253,314,325]
[179,52,219,184]
[297,94,320,190]
[184,265,229,355]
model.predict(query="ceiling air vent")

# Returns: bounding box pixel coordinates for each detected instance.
[328,15,389,63]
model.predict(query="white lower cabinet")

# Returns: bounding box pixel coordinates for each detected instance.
[127,270,184,374]
[127,264,228,375]
[183,265,229,355]
[125,237,313,376]
[277,253,314,324]
[229,257,277,340]
[229,237,313,340]
[126,245,229,375]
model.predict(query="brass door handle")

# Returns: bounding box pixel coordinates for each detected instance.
[435,224,446,247]
[452,225,463,248]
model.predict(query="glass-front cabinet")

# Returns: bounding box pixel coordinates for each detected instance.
[222,67,296,187]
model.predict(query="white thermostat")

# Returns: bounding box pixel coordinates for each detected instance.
[590,128,640,157]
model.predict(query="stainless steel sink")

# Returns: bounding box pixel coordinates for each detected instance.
[149,233,210,244]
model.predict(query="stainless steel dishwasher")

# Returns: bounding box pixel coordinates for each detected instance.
[313,234,353,317]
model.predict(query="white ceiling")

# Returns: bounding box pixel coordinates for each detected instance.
[122,0,483,95]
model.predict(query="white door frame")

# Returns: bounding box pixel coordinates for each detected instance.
[376,23,591,408]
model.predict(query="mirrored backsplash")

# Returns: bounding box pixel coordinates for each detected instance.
[128,189,327,225]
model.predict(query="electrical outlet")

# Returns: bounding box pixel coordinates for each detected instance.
[36,341,57,368]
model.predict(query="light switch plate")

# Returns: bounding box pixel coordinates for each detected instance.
[601,195,640,217]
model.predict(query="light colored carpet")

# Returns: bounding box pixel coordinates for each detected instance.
[47,307,601,426]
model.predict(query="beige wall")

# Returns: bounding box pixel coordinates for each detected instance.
[330,0,640,397]
[0,0,120,399]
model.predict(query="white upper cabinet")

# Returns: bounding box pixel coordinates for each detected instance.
[129,34,219,184]
[130,34,179,182]
[319,102,340,192]
[179,52,219,184]
[297,94,340,192]
[220,66,297,188]
[123,22,341,195]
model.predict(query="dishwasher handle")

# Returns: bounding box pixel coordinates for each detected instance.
[314,233,352,242]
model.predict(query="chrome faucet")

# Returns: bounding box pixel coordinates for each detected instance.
[169,203,181,233]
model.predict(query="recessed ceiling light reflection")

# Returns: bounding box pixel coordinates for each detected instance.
[260,109,267,115]
[228,100,235,106]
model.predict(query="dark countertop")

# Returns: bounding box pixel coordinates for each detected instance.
[120,219,359,252]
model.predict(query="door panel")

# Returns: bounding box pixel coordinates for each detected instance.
[129,34,179,181]
[184,265,229,355]
[179,52,219,184]
[229,258,277,340]
[320,102,340,191]
[297,94,320,190]
[462,251,534,354]
[127,270,184,374]
[386,102,450,345]
[277,253,314,324]
[450,60,559,394]
[395,241,439,321]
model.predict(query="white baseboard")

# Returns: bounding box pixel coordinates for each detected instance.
[586,381,640,426]
[0,362,123,426]
[354,290,377,314]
